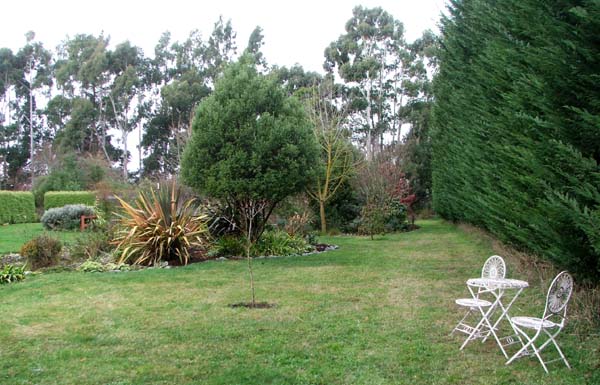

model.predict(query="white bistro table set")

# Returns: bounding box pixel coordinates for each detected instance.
[452,255,573,373]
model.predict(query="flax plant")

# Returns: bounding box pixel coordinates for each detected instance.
[112,181,208,266]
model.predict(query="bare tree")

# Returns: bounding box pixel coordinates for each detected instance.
[305,81,360,233]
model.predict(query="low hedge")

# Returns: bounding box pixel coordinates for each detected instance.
[0,191,37,224]
[44,191,96,210]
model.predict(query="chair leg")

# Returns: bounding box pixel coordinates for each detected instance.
[506,339,534,365]
[543,329,571,369]
[506,326,538,366]
[451,309,472,336]
[507,327,570,372]
[460,313,487,350]
[530,342,549,373]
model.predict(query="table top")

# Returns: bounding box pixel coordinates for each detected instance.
[467,277,529,289]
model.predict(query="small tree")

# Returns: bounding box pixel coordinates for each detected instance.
[357,157,412,238]
[181,56,318,306]
[304,80,360,234]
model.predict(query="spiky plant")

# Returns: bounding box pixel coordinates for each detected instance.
[113,181,208,266]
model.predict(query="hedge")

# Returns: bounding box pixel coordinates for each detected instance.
[0,191,37,224]
[44,191,96,210]
[432,0,600,281]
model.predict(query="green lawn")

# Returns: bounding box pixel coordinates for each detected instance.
[0,223,83,254]
[0,220,597,384]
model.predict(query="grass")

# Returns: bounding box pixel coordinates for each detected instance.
[0,223,83,254]
[0,219,597,384]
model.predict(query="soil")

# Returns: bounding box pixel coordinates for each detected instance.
[314,243,331,252]
[228,302,276,309]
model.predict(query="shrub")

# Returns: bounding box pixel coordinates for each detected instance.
[181,56,318,244]
[77,260,104,272]
[204,201,239,238]
[44,191,96,210]
[69,230,114,261]
[209,231,312,258]
[0,191,37,224]
[385,199,409,232]
[284,212,313,238]
[20,235,62,270]
[358,203,387,239]
[209,235,246,258]
[253,230,312,256]
[33,153,109,208]
[112,180,209,266]
[78,260,130,273]
[0,265,26,284]
[41,204,95,230]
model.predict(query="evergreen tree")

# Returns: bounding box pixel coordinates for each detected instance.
[181,56,318,305]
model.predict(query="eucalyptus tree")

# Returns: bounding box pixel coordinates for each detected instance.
[141,30,211,178]
[244,26,267,71]
[272,64,322,97]
[324,6,411,160]
[204,16,237,85]
[141,19,236,178]
[399,30,439,208]
[53,34,113,159]
[0,48,19,125]
[106,41,145,180]
[14,32,53,184]
[0,48,18,187]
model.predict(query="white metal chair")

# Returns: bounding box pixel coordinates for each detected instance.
[506,271,573,373]
[452,255,506,337]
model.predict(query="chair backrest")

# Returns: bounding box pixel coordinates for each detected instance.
[543,271,573,321]
[481,255,506,279]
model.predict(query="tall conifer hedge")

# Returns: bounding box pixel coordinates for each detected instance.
[432,0,600,280]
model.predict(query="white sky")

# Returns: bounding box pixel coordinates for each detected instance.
[0,0,447,73]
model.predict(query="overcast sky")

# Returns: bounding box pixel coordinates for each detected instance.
[1,0,447,73]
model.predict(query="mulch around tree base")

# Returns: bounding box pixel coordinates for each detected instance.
[228,302,276,309]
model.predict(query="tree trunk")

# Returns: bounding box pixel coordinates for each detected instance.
[122,129,128,181]
[29,83,34,187]
[246,216,256,306]
[365,85,373,161]
[319,199,327,234]
[99,94,111,162]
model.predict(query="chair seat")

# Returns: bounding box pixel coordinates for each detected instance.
[455,298,492,307]
[511,316,558,330]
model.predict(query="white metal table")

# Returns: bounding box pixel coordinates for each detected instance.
[460,277,529,358]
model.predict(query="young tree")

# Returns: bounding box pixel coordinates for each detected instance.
[181,56,318,306]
